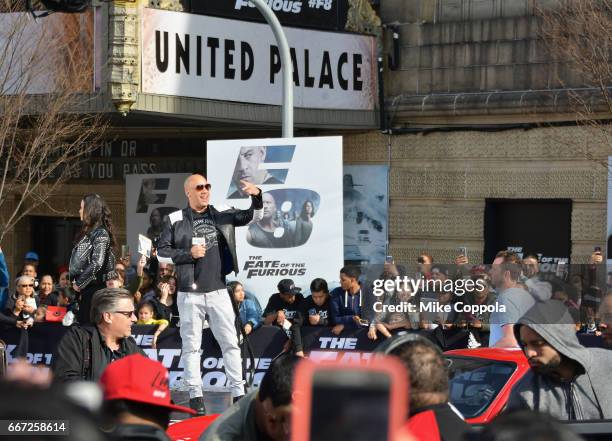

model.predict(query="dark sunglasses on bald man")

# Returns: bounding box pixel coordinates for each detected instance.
[195,183,212,191]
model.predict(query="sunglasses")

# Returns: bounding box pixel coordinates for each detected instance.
[113,310,135,318]
[18,284,34,288]
[195,183,212,191]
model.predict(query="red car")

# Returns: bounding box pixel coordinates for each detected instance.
[445,348,531,425]
[167,414,218,441]
[167,348,531,440]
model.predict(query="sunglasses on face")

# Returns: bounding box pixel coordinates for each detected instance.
[18,284,34,288]
[195,183,212,192]
[113,310,135,318]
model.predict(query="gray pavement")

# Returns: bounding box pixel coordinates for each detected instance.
[170,390,233,421]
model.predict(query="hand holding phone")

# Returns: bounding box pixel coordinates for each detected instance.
[292,357,408,441]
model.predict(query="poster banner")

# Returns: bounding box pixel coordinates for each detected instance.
[126,173,191,264]
[343,165,388,264]
[190,0,349,31]
[207,136,343,306]
[0,324,471,389]
[141,8,376,110]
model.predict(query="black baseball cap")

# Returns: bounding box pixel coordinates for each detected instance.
[278,279,298,296]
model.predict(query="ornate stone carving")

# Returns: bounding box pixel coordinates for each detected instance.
[148,0,184,11]
[390,168,605,200]
[345,0,382,35]
[390,126,610,162]
[344,132,390,162]
[109,2,139,115]
[390,205,483,239]
[571,206,606,242]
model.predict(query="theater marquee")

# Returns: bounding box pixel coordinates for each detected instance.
[141,8,376,110]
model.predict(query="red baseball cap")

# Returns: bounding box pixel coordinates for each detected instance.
[100,354,196,415]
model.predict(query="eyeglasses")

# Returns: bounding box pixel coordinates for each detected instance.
[18,284,34,288]
[195,183,212,192]
[113,310,135,318]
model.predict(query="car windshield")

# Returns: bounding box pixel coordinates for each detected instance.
[447,356,517,419]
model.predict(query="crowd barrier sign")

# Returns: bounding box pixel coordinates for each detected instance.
[0,323,470,388]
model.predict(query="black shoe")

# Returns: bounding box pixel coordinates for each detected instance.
[189,397,206,416]
[233,395,245,404]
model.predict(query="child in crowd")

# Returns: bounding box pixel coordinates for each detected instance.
[228,281,262,335]
[58,287,78,326]
[58,288,78,312]
[136,302,169,348]
[35,305,47,323]
[302,278,331,327]
[144,275,178,324]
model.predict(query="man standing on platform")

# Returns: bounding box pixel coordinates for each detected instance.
[157,174,263,416]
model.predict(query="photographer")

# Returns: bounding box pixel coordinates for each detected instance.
[521,253,552,302]
[1,294,32,357]
[5,276,38,315]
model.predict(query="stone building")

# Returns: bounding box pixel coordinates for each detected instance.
[2,0,609,279]
[353,0,609,266]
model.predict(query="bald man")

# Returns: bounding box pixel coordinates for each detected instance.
[157,174,263,415]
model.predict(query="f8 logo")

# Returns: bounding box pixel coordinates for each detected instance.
[226,145,295,199]
[136,178,170,213]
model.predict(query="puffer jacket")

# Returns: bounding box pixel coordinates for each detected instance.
[69,227,116,290]
[157,193,263,293]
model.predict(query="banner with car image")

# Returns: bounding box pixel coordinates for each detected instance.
[207,137,343,306]
[343,165,388,264]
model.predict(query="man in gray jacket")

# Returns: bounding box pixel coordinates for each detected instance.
[507,299,612,420]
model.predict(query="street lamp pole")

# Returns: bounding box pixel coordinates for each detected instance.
[250,0,294,138]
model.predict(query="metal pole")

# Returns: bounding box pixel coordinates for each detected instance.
[250,0,294,138]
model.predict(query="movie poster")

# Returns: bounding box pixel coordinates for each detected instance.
[207,137,343,306]
[125,173,191,264]
[343,165,388,264]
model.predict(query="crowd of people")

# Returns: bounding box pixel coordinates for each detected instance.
[2,179,612,440]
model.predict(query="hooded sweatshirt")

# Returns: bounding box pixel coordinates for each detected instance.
[507,300,612,420]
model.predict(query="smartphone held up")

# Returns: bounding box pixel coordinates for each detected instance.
[292,357,408,441]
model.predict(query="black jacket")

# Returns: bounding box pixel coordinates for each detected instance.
[69,227,116,290]
[157,194,263,292]
[52,325,144,382]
